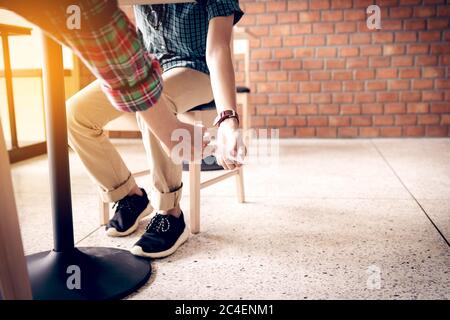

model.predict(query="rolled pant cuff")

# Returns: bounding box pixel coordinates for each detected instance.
[100,173,137,203]
[150,183,183,211]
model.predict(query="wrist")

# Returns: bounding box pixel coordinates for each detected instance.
[220,117,239,129]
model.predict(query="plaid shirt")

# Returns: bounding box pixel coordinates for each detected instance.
[2,0,162,113]
[134,0,243,74]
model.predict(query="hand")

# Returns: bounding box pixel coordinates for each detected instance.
[215,118,246,170]
[167,121,210,164]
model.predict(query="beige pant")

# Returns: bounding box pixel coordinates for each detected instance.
[66,67,213,210]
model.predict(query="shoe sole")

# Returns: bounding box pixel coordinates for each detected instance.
[130,226,190,259]
[106,202,153,237]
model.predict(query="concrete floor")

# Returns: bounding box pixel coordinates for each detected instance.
[11,139,450,299]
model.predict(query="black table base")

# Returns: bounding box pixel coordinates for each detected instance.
[25,35,151,300]
[27,248,151,300]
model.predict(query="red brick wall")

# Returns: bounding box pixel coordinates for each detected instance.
[237,0,450,137]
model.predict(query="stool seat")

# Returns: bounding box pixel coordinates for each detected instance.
[236,86,251,93]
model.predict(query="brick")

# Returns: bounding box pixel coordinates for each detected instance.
[404,126,425,137]
[340,47,359,57]
[257,105,276,115]
[441,115,450,125]
[282,60,302,70]
[294,48,314,58]
[256,15,276,25]
[317,47,337,57]
[262,36,282,48]
[250,116,265,128]
[408,44,429,54]
[416,55,438,66]
[327,34,348,46]
[414,6,436,17]
[355,69,375,80]
[273,48,293,59]
[269,94,289,105]
[331,0,352,9]
[287,116,307,126]
[251,49,271,60]
[318,104,339,114]
[383,45,405,55]
[312,93,332,103]
[376,68,398,79]
[307,116,328,126]
[311,71,331,81]
[344,10,365,21]
[423,67,445,78]
[392,114,417,126]
[343,81,364,92]
[267,71,288,82]
[333,93,354,103]
[436,79,450,89]
[284,36,305,47]
[291,94,310,104]
[338,127,358,137]
[313,23,334,34]
[419,31,441,42]
[407,103,429,113]
[279,83,298,93]
[322,82,342,92]
[250,94,268,104]
[374,115,394,126]
[329,116,350,126]
[333,71,353,81]
[317,127,337,138]
[287,0,308,11]
[400,69,421,79]
[299,11,321,22]
[385,103,406,114]
[291,24,312,34]
[303,60,324,70]
[257,82,277,93]
[382,20,403,31]
[290,71,309,81]
[267,1,286,12]
[310,0,330,10]
[413,79,433,90]
[259,61,280,71]
[300,82,321,92]
[370,57,391,68]
[347,57,368,69]
[298,104,318,115]
[373,32,394,44]
[377,92,398,102]
[390,7,413,18]
[335,22,356,33]
[361,103,383,114]
[404,20,426,30]
[355,93,376,104]
[341,104,361,115]
[367,81,387,91]
[267,116,286,127]
[305,35,326,46]
[278,128,296,138]
[326,59,346,69]
[389,80,410,90]
[380,127,402,137]
[428,18,449,30]
[431,44,450,54]
[351,116,372,126]
[426,125,449,137]
[359,127,380,137]
[322,10,343,22]
[278,12,298,24]
[270,25,291,36]
[392,56,413,67]
[276,104,297,115]
[395,32,417,43]
[418,114,440,125]
[296,127,316,137]
[251,26,269,37]
[400,91,422,102]
[360,46,382,56]
[422,91,444,101]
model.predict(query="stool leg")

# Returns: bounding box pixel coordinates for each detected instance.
[99,196,109,226]
[189,161,201,234]
[0,121,32,299]
[235,167,245,203]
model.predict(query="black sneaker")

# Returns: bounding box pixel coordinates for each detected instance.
[105,189,152,237]
[130,212,189,258]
